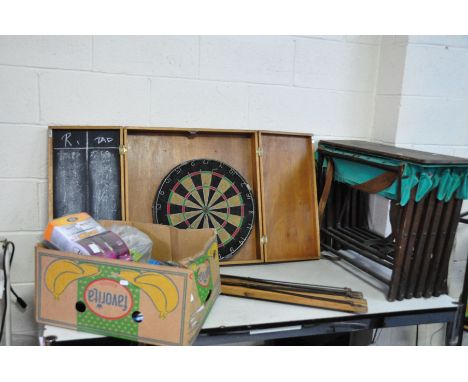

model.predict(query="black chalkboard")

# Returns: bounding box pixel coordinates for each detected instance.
[52,129,122,220]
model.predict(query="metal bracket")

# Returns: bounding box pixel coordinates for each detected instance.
[260,235,268,245]
[256,147,263,157]
[119,145,128,155]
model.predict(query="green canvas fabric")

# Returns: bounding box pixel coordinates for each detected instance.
[319,145,468,206]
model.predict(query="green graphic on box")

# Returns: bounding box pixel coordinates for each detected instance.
[77,264,140,339]
[189,253,213,303]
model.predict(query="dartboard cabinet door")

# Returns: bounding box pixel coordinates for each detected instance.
[48,126,321,265]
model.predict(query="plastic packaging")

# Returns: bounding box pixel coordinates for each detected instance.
[44,213,130,260]
[109,224,153,263]
[78,231,130,260]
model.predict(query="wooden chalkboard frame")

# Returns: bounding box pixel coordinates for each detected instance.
[48,126,321,265]
[48,126,126,221]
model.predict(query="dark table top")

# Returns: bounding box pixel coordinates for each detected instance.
[318,140,468,165]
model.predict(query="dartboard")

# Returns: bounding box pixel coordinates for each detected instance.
[152,159,255,261]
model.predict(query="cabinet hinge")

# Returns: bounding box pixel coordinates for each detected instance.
[256,147,264,157]
[119,145,128,155]
[260,235,268,245]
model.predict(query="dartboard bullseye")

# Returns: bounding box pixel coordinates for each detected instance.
[152,159,256,261]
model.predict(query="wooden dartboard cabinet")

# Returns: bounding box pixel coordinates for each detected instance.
[48,126,320,265]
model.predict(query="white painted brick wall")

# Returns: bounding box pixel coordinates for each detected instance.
[199,36,295,85]
[448,260,467,298]
[453,235,468,266]
[408,36,468,49]
[374,42,407,96]
[150,78,249,129]
[9,283,38,335]
[453,147,468,158]
[0,124,48,178]
[396,96,468,145]
[0,181,42,231]
[39,70,151,125]
[299,36,381,45]
[248,85,373,136]
[93,36,199,77]
[0,35,467,345]
[0,67,39,123]
[0,36,92,70]
[402,44,468,98]
[391,40,468,147]
[380,36,409,46]
[294,38,379,92]
[372,95,400,143]
[5,232,42,284]
[37,181,49,229]
[370,38,407,144]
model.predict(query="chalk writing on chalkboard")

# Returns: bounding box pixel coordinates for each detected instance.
[52,130,122,220]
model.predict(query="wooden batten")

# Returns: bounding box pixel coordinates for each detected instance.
[257,131,268,261]
[124,126,260,135]
[308,136,321,259]
[48,125,123,131]
[120,127,126,221]
[253,131,265,263]
[47,132,54,221]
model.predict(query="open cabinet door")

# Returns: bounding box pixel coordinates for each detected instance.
[124,128,264,265]
[259,132,321,262]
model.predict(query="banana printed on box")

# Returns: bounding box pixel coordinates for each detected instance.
[118,270,179,319]
[45,259,101,299]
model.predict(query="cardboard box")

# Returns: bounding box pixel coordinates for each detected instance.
[36,221,220,345]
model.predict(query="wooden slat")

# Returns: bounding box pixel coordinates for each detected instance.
[126,126,313,137]
[415,199,444,298]
[397,194,426,300]
[221,275,364,301]
[423,198,456,297]
[48,130,53,221]
[350,188,358,227]
[221,284,367,313]
[224,284,367,308]
[120,127,126,221]
[49,125,122,131]
[257,131,268,261]
[253,131,264,262]
[128,127,255,134]
[260,130,313,137]
[406,190,437,299]
[388,189,416,301]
